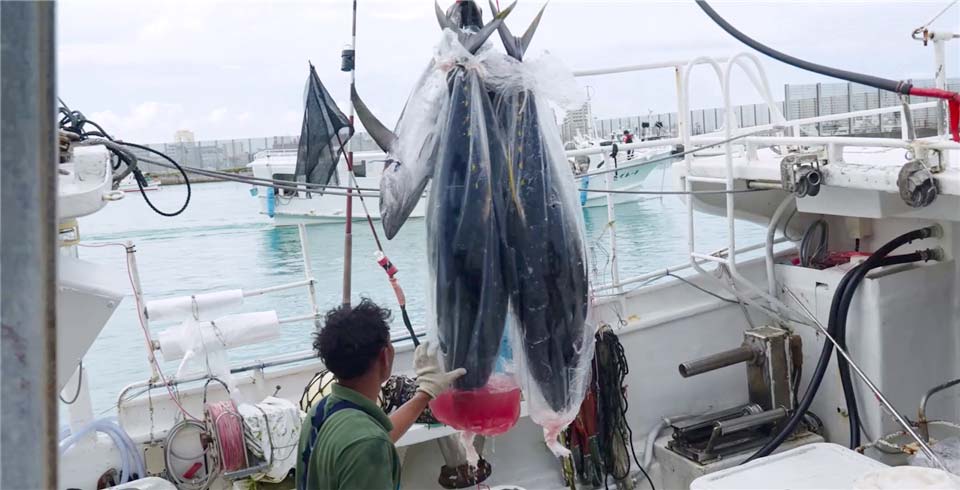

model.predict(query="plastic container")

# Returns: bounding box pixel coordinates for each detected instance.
[429,374,521,436]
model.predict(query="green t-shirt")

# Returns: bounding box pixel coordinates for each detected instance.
[297,384,400,490]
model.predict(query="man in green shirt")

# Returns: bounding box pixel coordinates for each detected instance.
[297,298,466,490]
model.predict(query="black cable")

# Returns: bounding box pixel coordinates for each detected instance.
[835,246,935,449]
[57,99,192,217]
[695,1,911,95]
[115,141,192,217]
[399,306,420,347]
[595,329,656,490]
[744,227,937,462]
[59,361,83,405]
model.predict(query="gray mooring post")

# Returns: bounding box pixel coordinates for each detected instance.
[1,2,59,488]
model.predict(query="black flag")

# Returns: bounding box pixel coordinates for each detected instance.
[295,63,352,186]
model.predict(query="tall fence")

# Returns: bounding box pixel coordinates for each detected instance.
[583,79,959,141]
[132,132,380,174]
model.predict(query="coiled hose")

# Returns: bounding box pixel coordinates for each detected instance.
[745,226,939,463]
[59,417,145,483]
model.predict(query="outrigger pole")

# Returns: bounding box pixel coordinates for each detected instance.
[341,0,359,307]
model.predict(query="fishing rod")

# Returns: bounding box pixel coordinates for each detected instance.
[341,0,360,308]
[695,0,960,142]
[333,0,420,345]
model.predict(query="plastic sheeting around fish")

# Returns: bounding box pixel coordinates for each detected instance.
[427,51,512,392]
[489,51,593,457]
[416,25,592,453]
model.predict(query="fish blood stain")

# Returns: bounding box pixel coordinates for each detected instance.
[429,374,521,436]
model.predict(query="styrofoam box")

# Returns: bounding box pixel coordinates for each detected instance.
[691,443,887,490]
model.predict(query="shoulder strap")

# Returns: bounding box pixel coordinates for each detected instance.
[298,397,362,490]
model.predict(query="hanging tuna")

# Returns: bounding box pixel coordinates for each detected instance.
[488,1,594,455]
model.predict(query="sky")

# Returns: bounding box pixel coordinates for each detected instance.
[56,0,959,144]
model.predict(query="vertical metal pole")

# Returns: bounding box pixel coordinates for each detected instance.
[298,224,320,323]
[934,38,947,137]
[847,82,854,135]
[815,83,822,136]
[1,2,58,488]
[784,84,792,135]
[126,243,160,382]
[604,155,621,295]
[341,0,358,307]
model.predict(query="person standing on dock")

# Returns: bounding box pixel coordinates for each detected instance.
[297,298,465,490]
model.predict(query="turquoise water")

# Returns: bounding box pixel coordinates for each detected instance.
[76,170,765,415]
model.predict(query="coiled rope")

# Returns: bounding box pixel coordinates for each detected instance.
[205,400,248,473]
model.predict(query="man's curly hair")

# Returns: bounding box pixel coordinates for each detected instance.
[313,298,391,380]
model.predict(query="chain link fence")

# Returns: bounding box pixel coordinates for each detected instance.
[583,79,959,142]
[132,132,381,174]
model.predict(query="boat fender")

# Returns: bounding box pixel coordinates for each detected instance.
[266,186,276,218]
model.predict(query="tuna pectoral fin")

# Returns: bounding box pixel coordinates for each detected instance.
[351,85,398,154]
[489,1,547,60]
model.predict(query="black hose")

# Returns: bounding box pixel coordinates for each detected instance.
[695,1,911,95]
[115,141,192,217]
[833,231,937,449]
[744,227,938,462]
[399,305,420,347]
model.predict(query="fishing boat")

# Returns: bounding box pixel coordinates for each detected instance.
[117,173,162,192]
[565,134,679,207]
[7,1,960,489]
[248,139,675,225]
[246,148,413,225]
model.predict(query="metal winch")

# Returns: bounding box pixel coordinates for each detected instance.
[668,326,802,463]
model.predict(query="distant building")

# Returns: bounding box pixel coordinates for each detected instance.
[561,101,592,142]
[174,130,195,144]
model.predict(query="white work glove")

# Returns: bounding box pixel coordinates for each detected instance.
[414,341,466,399]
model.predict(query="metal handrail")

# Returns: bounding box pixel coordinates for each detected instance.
[919,378,960,441]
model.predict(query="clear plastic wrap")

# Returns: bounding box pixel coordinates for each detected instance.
[491,52,593,456]
[377,59,448,240]
[420,21,592,451]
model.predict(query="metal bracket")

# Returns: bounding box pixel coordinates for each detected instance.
[897,159,939,208]
[780,151,824,198]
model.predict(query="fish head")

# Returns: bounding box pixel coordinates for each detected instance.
[445,0,484,30]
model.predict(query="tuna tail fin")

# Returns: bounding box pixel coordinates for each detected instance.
[489,1,547,60]
[351,85,398,154]
[435,0,517,54]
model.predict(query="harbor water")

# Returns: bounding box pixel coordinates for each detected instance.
[76,170,765,416]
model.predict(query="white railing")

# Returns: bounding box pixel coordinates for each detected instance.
[568,54,958,305]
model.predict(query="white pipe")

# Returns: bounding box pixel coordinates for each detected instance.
[279,313,319,324]
[604,153,622,294]
[573,57,729,77]
[766,197,796,297]
[298,224,320,320]
[745,102,936,136]
[682,57,730,291]
[244,279,315,297]
[565,138,682,158]
[126,242,160,382]
[690,252,727,263]
[591,237,790,293]
[721,54,802,317]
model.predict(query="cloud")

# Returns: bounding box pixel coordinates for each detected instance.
[57,0,958,144]
[207,108,229,124]
[89,102,191,142]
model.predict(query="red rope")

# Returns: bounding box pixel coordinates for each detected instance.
[206,400,248,473]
